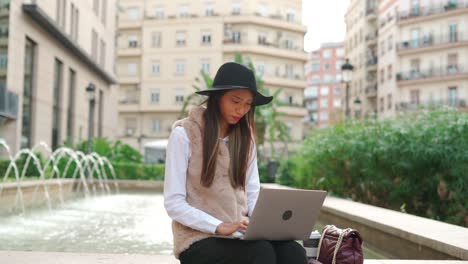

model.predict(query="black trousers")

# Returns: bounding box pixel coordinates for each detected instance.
[179,237,307,264]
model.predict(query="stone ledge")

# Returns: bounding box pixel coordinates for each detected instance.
[1,251,468,264]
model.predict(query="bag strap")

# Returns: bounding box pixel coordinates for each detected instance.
[316,225,333,260]
[331,229,350,264]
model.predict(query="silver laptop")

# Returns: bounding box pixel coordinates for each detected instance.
[218,187,327,240]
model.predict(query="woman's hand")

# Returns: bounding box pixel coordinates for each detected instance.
[215,219,249,236]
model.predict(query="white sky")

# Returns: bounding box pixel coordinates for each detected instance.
[302,0,348,52]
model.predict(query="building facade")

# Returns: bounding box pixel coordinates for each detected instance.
[304,43,345,128]
[117,0,307,152]
[344,0,467,120]
[0,0,118,154]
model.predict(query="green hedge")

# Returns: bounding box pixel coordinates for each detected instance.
[277,110,468,227]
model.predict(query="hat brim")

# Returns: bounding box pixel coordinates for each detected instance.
[195,86,273,106]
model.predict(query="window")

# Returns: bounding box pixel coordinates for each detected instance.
[258,32,267,45]
[410,59,421,77]
[232,2,241,15]
[449,23,458,42]
[335,60,344,70]
[91,29,98,61]
[151,32,161,47]
[67,68,76,143]
[387,94,392,109]
[127,7,140,20]
[286,9,295,22]
[388,35,393,50]
[334,87,341,95]
[175,88,184,103]
[410,0,419,15]
[305,87,318,98]
[70,4,79,40]
[176,31,186,46]
[336,48,344,57]
[448,87,458,106]
[380,97,384,112]
[125,118,137,136]
[179,4,189,18]
[380,40,385,55]
[52,58,63,150]
[56,0,67,29]
[323,50,332,58]
[154,6,165,19]
[323,74,333,83]
[152,119,161,133]
[410,90,420,105]
[321,86,329,96]
[336,74,342,82]
[205,3,215,16]
[447,53,458,73]
[311,75,320,84]
[333,99,341,108]
[21,38,36,149]
[201,59,211,74]
[411,29,420,48]
[127,63,137,76]
[387,65,392,80]
[93,0,99,15]
[320,99,329,108]
[150,89,160,103]
[98,90,104,137]
[232,31,241,43]
[320,112,329,121]
[175,60,185,75]
[258,3,268,17]
[285,64,294,79]
[324,63,330,70]
[201,31,212,44]
[256,62,265,76]
[151,61,160,75]
[128,35,138,47]
[380,69,385,83]
[100,39,106,67]
[311,62,320,71]
[101,0,107,25]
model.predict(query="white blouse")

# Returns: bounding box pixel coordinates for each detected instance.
[163,126,261,234]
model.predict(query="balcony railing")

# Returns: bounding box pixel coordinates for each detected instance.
[396,65,468,82]
[0,85,18,120]
[365,84,378,96]
[119,98,139,104]
[365,31,378,42]
[397,1,468,22]
[397,32,467,51]
[396,98,467,111]
[366,57,378,67]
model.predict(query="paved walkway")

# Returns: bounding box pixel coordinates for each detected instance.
[1,251,467,264]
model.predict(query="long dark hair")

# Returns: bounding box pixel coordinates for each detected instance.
[201,91,255,189]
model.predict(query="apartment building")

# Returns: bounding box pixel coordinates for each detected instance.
[0,0,118,154]
[117,0,307,152]
[344,0,467,120]
[395,0,468,112]
[304,43,345,128]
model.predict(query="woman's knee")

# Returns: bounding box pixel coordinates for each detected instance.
[247,240,276,264]
[273,240,307,264]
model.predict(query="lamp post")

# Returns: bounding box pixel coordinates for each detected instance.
[341,59,354,120]
[86,83,96,154]
[354,97,362,118]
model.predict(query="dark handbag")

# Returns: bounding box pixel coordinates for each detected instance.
[316,225,364,264]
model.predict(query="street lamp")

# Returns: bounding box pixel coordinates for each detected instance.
[86,83,96,154]
[341,58,354,120]
[354,97,362,118]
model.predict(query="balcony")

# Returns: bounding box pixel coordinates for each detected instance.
[224,14,306,34]
[365,31,378,46]
[397,1,468,25]
[397,32,468,55]
[396,65,468,86]
[117,43,142,57]
[223,40,306,61]
[0,85,18,122]
[396,98,467,112]
[365,84,378,98]
[366,57,378,71]
[366,7,377,21]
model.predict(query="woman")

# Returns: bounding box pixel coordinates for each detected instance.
[164,62,307,264]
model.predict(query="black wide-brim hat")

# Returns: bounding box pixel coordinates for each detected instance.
[196,62,273,106]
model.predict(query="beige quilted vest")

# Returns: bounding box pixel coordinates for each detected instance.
[170,106,248,258]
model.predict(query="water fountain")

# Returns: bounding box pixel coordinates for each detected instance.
[0,139,119,213]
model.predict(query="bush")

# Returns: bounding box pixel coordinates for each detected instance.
[279,110,468,227]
